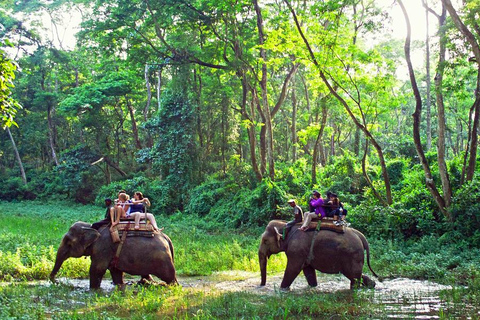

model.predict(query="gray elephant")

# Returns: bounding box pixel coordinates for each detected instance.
[259,220,378,290]
[50,221,177,289]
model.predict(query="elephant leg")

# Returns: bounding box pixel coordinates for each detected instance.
[110,268,124,285]
[302,265,317,287]
[361,274,375,288]
[153,263,177,285]
[141,275,154,282]
[280,259,303,289]
[89,262,107,289]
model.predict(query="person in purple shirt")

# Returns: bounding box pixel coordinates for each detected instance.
[299,190,325,231]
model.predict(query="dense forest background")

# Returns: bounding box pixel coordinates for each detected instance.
[1,0,480,243]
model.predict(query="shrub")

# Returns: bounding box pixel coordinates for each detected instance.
[203,178,288,228]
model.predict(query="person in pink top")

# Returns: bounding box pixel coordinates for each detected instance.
[299,190,325,231]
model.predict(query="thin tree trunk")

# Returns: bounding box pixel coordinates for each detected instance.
[353,127,360,156]
[144,64,152,121]
[221,95,228,176]
[254,0,275,180]
[362,140,388,206]
[466,96,480,181]
[291,86,297,162]
[312,100,327,184]
[104,156,127,176]
[47,104,59,166]
[300,73,312,125]
[248,99,262,181]
[330,129,335,158]
[125,95,142,149]
[240,75,262,181]
[7,127,27,185]
[399,0,448,218]
[431,4,452,207]
[425,0,432,150]
[254,90,267,176]
[157,69,162,112]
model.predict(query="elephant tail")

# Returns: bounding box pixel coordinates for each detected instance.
[354,229,379,279]
[163,233,175,263]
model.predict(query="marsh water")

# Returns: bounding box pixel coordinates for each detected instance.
[44,271,469,319]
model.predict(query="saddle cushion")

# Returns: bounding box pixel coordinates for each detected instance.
[306,218,345,233]
[117,220,153,232]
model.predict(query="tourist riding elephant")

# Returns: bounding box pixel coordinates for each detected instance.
[259,220,378,290]
[50,221,177,289]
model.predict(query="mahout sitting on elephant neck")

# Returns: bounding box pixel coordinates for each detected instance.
[259,220,378,290]
[50,221,177,289]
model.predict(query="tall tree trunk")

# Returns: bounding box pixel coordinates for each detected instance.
[144,64,152,121]
[221,95,228,176]
[399,0,448,218]
[254,0,275,180]
[254,90,267,176]
[442,0,480,183]
[157,69,162,112]
[300,73,312,126]
[144,64,153,148]
[425,0,432,150]
[47,103,59,166]
[291,85,297,162]
[7,127,27,185]
[431,4,452,207]
[312,100,327,184]
[353,127,360,156]
[362,140,387,206]
[240,75,262,181]
[330,129,335,158]
[125,95,142,149]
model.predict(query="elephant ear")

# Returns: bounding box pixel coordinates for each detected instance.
[273,227,282,248]
[80,227,100,249]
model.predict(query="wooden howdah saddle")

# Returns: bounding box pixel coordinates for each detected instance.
[303,217,345,233]
[109,219,156,268]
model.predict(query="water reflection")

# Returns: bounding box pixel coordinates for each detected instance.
[374,278,451,319]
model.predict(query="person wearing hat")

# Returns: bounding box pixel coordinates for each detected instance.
[299,190,326,231]
[92,198,115,230]
[283,199,303,239]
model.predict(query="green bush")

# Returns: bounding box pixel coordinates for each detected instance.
[0,177,29,201]
[202,178,288,228]
[449,176,480,245]
[185,178,235,216]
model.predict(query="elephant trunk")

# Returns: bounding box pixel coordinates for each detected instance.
[259,251,268,286]
[50,247,68,282]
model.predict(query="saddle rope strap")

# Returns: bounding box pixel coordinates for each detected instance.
[112,222,130,268]
[306,220,322,265]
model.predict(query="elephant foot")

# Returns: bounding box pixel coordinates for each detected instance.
[138,277,156,286]
[362,275,376,288]
[279,286,291,292]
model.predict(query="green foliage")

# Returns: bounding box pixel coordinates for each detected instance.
[386,158,408,188]
[188,178,288,228]
[0,40,21,128]
[0,176,30,201]
[449,176,480,245]
[316,151,367,205]
[141,91,197,210]
[55,145,102,203]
